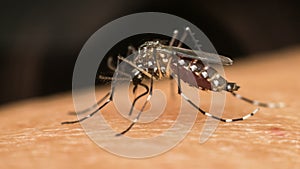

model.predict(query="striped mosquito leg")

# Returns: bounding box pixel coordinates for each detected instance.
[128,83,149,116]
[67,65,128,115]
[231,92,285,108]
[61,55,125,124]
[70,59,132,115]
[62,71,120,124]
[180,93,259,122]
[175,59,258,122]
[68,92,111,115]
[61,98,112,124]
[116,76,154,136]
[62,75,118,124]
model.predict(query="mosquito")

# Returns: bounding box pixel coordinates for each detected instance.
[62,27,284,136]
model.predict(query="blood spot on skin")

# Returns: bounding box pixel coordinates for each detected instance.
[269,127,286,137]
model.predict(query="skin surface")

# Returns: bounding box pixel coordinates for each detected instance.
[0,47,299,169]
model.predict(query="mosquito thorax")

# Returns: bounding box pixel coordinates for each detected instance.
[134,41,171,79]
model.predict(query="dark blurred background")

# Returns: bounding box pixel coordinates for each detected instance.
[0,0,299,105]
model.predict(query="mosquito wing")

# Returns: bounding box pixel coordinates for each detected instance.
[159,45,233,66]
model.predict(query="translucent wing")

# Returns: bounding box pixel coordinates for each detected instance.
[159,45,233,66]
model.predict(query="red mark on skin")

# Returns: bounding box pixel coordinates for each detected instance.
[269,127,286,137]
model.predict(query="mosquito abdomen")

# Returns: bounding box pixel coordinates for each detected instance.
[171,58,239,92]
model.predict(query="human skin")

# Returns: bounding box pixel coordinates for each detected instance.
[0,47,299,169]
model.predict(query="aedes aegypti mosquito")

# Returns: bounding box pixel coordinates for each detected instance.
[62,27,284,136]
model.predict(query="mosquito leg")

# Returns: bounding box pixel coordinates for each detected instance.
[128,82,149,116]
[62,80,117,124]
[181,92,259,122]
[61,73,118,124]
[168,73,176,97]
[117,46,156,136]
[68,92,111,115]
[175,58,182,94]
[133,84,138,94]
[61,98,113,124]
[116,77,154,136]
[174,58,259,122]
[177,28,188,47]
[61,54,125,124]
[67,75,125,115]
[69,73,130,115]
[230,92,285,108]
[132,83,139,100]
[113,50,155,134]
[169,29,179,47]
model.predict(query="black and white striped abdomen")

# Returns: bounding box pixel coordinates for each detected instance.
[171,59,239,92]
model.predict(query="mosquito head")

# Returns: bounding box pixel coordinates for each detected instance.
[226,82,240,92]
